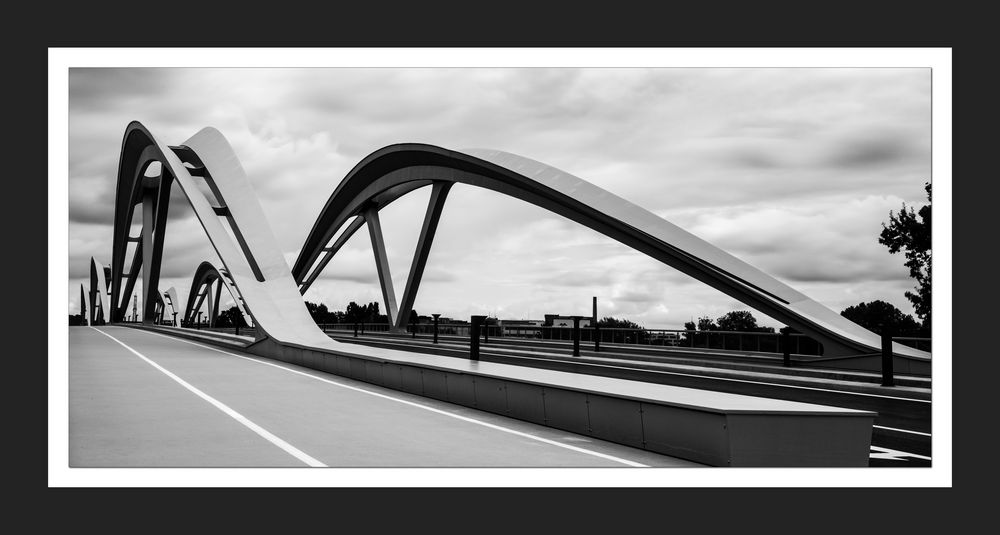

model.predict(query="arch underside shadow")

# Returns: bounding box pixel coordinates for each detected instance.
[291,144,929,362]
[108,122,927,364]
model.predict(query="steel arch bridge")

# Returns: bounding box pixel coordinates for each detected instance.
[100,122,930,372]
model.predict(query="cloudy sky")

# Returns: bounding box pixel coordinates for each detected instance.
[68,67,931,329]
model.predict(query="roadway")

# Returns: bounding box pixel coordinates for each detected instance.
[69,326,701,468]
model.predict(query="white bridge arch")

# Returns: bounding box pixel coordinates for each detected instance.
[104,122,929,371]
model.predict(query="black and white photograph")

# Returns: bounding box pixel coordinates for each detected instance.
[52,49,949,486]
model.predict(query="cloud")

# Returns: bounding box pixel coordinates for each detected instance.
[67,67,931,327]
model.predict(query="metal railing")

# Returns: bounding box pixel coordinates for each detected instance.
[318,322,827,357]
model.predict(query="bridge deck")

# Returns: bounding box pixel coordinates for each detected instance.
[140,325,876,466]
[71,326,698,468]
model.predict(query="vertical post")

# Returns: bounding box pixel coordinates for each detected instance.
[235,320,240,337]
[592,296,597,327]
[570,316,584,357]
[782,330,791,367]
[470,315,486,361]
[432,314,440,344]
[881,328,895,387]
[483,320,489,343]
[197,311,203,330]
[594,323,600,352]
[171,312,177,328]
[354,322,358,338]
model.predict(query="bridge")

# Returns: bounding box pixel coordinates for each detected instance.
[71,122,932,468]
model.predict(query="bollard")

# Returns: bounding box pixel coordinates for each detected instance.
[594,324,600,352]
[569,316,585,357]
[881,330,895,386]
[432,314,440,344]
[470,315,486,361]
[782,330,790,367]
[235,322,240,336]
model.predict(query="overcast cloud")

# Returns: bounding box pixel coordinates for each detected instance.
[68,67,931,329]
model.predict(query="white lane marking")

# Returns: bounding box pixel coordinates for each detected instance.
[870,446,933,461]
[337,335,931,403]
[874,425,932,437]
[132,328,649,467]
[91,327,326,468]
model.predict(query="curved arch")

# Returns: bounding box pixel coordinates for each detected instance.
[110,122,332,347]
[79,283,87,323]
[162,287,181,327]
[291,144,929,361]
[107,123,927,364]
[183,261,251,327]
[89,257,111,325]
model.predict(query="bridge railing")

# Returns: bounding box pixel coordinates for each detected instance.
[318,321,833,357]
[319,321,932,365]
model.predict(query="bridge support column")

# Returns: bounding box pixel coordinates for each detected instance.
[211,279,222,327]
[364,207,399,328]
[142,171,172,325]
[395,182,452,332]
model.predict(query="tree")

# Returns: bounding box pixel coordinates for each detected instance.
[717,310,756,332]
[684,311,775,350]
[880,182,931,327]
[345,301,364,323]
[715,310,775,333]
[305,301,335,324]
[217,305,247,328]
[594,316,646,343]
[344,301,385,323]
[596,316,644,330]
[696,316,718,331]
[840,300,923,336]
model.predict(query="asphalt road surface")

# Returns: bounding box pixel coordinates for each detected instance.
[69,326,702,468]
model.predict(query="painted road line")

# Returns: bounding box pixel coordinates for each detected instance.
[92,327,326,468]
[134,327,649,467]
[873,425,932,437]
[869,446,933,461]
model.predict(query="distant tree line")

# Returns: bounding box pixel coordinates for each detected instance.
[304,301,397,325]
